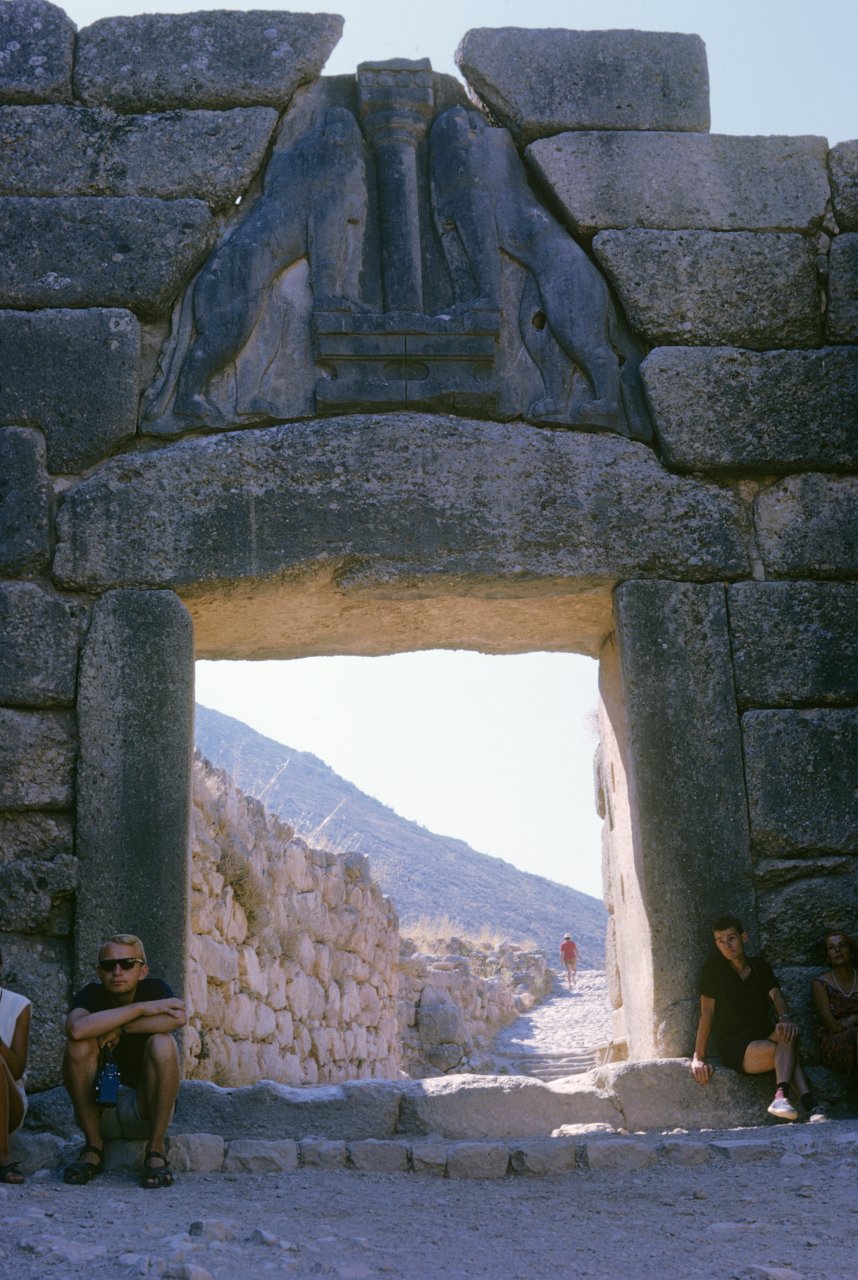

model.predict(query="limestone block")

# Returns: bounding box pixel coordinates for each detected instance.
[592,1060,772,1131]
[0,105,277,209]
[2,934,70,1090]
[456,29,709,143]
[610,583,755,1057]
[0,197,216,319]
[194,934,237,987]
[223,1138,298,1173]
[348,1139,409,1173]
[0,811,72,864]
[729,582,858,707]
[399,1074,620,1139]
[529,133,829,236]
[222,991,255,1039]
[172,1078,402,1141]
[299,1137,347,1168]
[0,308,140,472]
[585,1139,657,1170]
[641,346,858,473]
[74,11,343,111]
[7,1130,65,1172]
[827,234,858,341]
[660,1140,709,1166]
[0,852,75,933]
[167,1132,225,1173]
[830,141,858,230]
[0,426,50,574]
[53,417,751,593]
[0,709,75,809]
[0,0,73,103]
[408,1138,447,1175]
[75,590,193,989]
[238,945,267,997]
[594,230,822,348]
[0,583,84,706]
[509,1137,577,1175]
[709,1140,773,1162]
[743,710,858,855]
[746,863,854,965]
[446,1141,510,1179]
[754,474,858,577]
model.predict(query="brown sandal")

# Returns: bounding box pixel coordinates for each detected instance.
[63,1143,103,1184]
[141,1150,173,1189]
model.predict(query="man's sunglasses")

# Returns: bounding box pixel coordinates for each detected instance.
[98,958,144,972]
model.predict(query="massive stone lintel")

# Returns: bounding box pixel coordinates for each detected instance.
[75,590,194,991]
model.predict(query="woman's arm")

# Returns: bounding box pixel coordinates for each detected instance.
[0,1002,30,1081]
[812,977,848,1032]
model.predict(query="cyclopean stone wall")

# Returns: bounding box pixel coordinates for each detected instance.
[1,4,855,1082]
[188,755,400,1086]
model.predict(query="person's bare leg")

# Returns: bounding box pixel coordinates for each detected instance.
[62,1038,103,1167]
[0,1059,25,1181]
[139,1033,180,1157]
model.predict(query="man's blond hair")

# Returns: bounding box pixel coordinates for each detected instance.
[99,933,147,963]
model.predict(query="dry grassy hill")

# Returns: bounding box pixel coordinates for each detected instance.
[195,703,607,967]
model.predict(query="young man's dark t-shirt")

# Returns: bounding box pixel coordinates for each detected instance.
[699,953,777,1071]
[69,978,174,1088]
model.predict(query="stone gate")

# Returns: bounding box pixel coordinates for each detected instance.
[1,3,856,1088]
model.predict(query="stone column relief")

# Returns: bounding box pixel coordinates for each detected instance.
[142,61,652,442]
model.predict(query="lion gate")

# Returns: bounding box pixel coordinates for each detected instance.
[1,5,856,1090]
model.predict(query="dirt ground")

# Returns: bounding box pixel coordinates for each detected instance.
[2,1128,856,1280]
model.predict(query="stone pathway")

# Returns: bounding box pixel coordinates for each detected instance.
[488,968,612,1078]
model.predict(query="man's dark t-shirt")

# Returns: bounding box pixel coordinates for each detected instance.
[699,953,777,1063]
[69,978,174,1088]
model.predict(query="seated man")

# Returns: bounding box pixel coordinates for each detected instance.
[691,914,822,1122]
[63,933,186,1187]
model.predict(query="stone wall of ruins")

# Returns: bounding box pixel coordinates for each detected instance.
[1,2,855,1082]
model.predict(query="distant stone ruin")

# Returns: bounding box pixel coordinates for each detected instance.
[1,4,856,1090]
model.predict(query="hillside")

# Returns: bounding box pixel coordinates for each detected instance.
[194,703,607,967]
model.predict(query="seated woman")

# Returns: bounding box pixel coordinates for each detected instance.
[0,946,32,1184]
[811,930,858,1079]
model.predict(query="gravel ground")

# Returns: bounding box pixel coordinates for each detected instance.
[491,968,612,1059]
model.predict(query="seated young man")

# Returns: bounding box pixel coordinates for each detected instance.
[690,914,823,1122]
[63,933,186,1187]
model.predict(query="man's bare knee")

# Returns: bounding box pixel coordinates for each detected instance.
[63,1037,99,1070]
[142,1033,178,1069]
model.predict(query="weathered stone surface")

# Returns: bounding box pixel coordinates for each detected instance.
[446,1141,510,1178]
[167,1132,225,1174]
[0,852,75,933]
[641,346,858,472]
[456,29,709,143]
[0,709,75,809]
[0,935,71,1090]
[7,1130,65,1173]
[75,590,194,989]
[754,474,858,577]
[298,1137,347,1168]
[223,1137,298,1173]
[709,1140,771,1162]
[408,1138,447,1175]
[0,197,216,318]
[757,872,858,965]
[529,133,829,237]
[172,1079,402,1141]
[827,234,858,341]
[53,417,751,592]
[830,142,858,231]
[74,11,343,111]
[509,1137,577,1174]
[593,1060,773,1131]
[0,307,141,473]
[608,584,755,1058]
[660,1140,709,1165]
[584,1139,657,1170]
[729,582,858,707]
[743,710,858,855]
[0,811,72,864]
[0,0,73,103]
[398,1074,621,1139]
[0,582,84,706]
[594,231,822,348]
[0,426,50,574]
[348,1138,409,1172]
[0,105,278,208]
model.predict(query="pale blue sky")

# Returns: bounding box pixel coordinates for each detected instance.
[62,1,855,899]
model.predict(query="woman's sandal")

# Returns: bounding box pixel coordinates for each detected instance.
[0,1161,24,1184]
[141,1150,173,1189]
[63,1143,104,1185]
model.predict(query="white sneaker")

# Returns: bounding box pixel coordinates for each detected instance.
[807,1105,828,1123]
[767,1095,798,1121]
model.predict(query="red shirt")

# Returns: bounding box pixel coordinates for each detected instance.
[560,940,577,962]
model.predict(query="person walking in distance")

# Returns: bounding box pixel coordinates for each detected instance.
[560,934,578,990]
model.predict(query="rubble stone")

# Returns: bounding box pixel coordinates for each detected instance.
[754,474,858,577]
[829,141,858,230]
[456,29,709,143]
[0,709,75,809]
[0,426,50,575]
[0,0,73,104]
[594,230,822,348]
[0,582,85,706]
[827,234,858,341]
